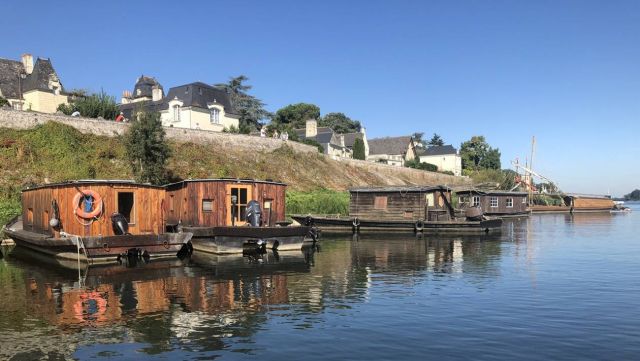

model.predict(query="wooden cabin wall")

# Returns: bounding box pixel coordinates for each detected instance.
[457,192,528,215]
[477,195,527,215]
[165,181,287,227]
[22,184,164,237]
[349,191,451,221]
[572,197,614,210]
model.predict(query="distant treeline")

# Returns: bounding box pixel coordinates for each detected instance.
[624,189,640,201]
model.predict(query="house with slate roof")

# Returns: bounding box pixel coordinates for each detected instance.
[417,144,462,176]
[119,75,240,132]
[367,136,416,167]
[294,119,368,159]
[0,53,68,113]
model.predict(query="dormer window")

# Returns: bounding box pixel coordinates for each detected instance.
[173,105,181,122]
[210,108,220,124]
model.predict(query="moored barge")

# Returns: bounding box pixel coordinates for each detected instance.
[292,185,502,234]
[165,179,314,254]
[2,180,193,267]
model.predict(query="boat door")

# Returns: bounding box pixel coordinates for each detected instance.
[226,184,252,226]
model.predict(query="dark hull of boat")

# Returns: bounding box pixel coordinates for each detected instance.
[181,225,313,254]
[291,215,502,234]
[3,217,193,266]
[530,206,613,214]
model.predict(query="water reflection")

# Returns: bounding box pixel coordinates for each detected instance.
[0,226,527,360]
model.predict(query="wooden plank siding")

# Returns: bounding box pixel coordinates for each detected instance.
[456,191,528,216]
[21,183,165,238]
[164,180,287,227]
[571,197,614,211]
[349,190,452,222]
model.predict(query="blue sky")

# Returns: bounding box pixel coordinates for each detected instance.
[3,0,639,196]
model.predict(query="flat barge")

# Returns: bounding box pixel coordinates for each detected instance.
[293,185,502,234]
[2,180,193,267]
[165,179,314,253]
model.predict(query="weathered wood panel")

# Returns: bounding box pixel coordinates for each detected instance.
[165,180,287,227]
[22,183,165,237]
[350,190,451,221]
[457,192,528,215]
[572,197,614,210]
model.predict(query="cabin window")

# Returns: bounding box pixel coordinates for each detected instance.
[264,199,273,226]
[202,199,213,212]
[169,195,174,212]
[523,197,527,204]
[490,197,498,208]
[374,196,388,210]
[404,210,414,219]
[506,198,513,208]
[27,208,33,225]
[210,108,220,124]
[459,196,468,204]
[117,192,135,224]
[426,193,435,207]
[472,196,480,207]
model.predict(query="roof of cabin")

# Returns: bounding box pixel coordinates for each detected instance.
[22,180,164,192]
[349,185,450,193]
[164,178,287,188]
[456,189,528,196]
[416,145,457,157]
[368,136,413,156]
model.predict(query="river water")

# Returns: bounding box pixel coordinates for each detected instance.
[1,205,639,360]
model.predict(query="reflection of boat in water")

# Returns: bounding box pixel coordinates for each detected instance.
[189,248,314,278]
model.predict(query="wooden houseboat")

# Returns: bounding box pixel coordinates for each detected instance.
[292,185,502,234]
[2,180,193,267]
[164,179,313,254]
[456,189,529,218]
[529,193,614,213]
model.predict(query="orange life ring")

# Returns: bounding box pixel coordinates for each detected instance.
[73,190,103,219]
[73,291,107,321]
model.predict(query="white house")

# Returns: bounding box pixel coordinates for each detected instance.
[367,136,416,166]
[417,145,462,176]
[119,76,240,131]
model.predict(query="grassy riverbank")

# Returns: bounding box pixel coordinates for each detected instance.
[286,189,350,216]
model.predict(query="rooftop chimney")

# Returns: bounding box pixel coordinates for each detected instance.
[21,54,33,75]
[305,119,317,138]
[152,85,163,101]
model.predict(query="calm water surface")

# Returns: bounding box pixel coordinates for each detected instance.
[1,205,639,360]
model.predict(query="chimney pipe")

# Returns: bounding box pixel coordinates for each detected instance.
[21,54,34,75]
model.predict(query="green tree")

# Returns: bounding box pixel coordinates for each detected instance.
[0,97,9,107]
[319,112,361,134]
[412,132,425,147]
[405,159,438,171]
[56,90,119,119]
[428,133,444,146]
[272,103,321,130]
[352,138,366,160]
[624,189,640,201]
[124,112,171,185]
[460,136,501,171]
[216,75,272,133]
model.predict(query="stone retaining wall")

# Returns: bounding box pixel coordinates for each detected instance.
[0,109,469,186]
